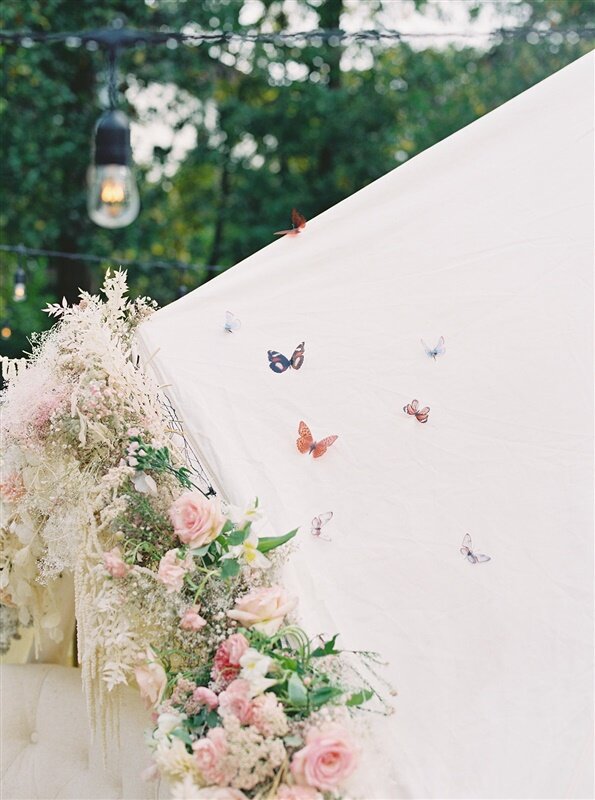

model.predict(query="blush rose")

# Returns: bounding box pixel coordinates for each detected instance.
[290,723,358,792]
[226,585,297,636]
[170,491,225,548]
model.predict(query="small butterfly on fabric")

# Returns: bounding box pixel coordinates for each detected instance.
[274,208,307,237]
[296,421,338,458]
[421,336,445,360]
[311,511,333,540]
[403,399,430,423]
[267,342,305,373]
[224,311,241,333]
[460,534,491,564]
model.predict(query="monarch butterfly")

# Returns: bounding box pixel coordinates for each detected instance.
[296,421,338,458]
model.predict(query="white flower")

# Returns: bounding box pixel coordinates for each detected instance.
[239,647,277,695]
[228,499,262,529]
[132,471,158,495]
[153,736,196,779]
[223,530,271,571]
[170,774,203,799]
[155,710,187,740]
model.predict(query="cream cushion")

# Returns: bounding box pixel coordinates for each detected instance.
[0,664,162,800]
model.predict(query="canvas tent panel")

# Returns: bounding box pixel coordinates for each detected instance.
[137,53,594,799]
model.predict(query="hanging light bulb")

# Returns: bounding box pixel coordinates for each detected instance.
[87,110,140,228]
[13,266,26,302]
[1,325,12,339]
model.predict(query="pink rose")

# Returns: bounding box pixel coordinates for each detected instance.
[192,686,219,710]
[157,549,194,593]
[193,727,227,784]
[212,633,249,686]
[103,547,131,579]
[180,606,207,631]
[276,786,322,800]
[218,679,253,725]
[196,789,247,800]
[135,650,167,709]
[227,585,297,636]
[290,723,358,791]
[170,491,226,548]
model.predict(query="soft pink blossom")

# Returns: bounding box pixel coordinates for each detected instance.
[218,679,253,725]
[226,585,297,636]
[249,692,289,737]
[170,491,226,548]
[276,786,323,800]
[157,549,194,593]
[290,723,358,792]
[192,686,219,710]
[192,727,227,784]
[135,650,167,709]
[103,547,131,578]
[180,606,207,631]
[212,633,249,686]
[196,789,248,800]
[0,472,25,503]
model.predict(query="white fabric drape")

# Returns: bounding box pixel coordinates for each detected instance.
[137,52,594,799]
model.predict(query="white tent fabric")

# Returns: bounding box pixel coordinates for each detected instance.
[137,52,594,800]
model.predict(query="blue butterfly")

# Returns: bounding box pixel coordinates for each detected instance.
[421,336,446,360]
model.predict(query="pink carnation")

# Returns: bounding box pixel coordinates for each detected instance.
[218,679,253,725]
[180,606,207,631]
[169,491,226,548]
[192,686,219,710]
[291,723,359,792]
[212,633,249,686]
[193,727,227,785]
[103,547,131,579]
[157,549,194,593]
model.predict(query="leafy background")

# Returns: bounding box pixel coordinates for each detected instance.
[1,0,593,358]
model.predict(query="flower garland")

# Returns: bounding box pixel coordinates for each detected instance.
[0,272,388,799]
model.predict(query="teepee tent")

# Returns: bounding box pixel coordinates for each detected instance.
[137,52,594,799]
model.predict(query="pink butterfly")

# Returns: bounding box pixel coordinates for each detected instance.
[311,511,333,540]
[403,399,430,424]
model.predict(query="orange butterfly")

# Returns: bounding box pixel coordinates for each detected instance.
[403,399,430,423]
[274,208,307,237]
[296,421,338,458]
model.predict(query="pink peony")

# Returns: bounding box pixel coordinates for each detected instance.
[226,585,297,636]
[290,723,358,792]
[135,650,167,709]
[217,679,253,725]
[157,549,194,593]
[170,491,226,548]
[180,606,207,631]
[193,727,227,784]
[212,633,249,686]
[276,786,323,800]
[103,547,131,578]
[192,686,219,710]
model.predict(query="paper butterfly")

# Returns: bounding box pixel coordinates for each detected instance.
[403,399,430,423]
[296,421,338,458]
[421,336,445,360]
[224,311,241,333]
[274,208,307,237]
[311,511,333,540]
[460,534,491,564]
[267,342,305,373]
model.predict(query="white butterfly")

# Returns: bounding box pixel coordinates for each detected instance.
[460,534,491,564]
[421,336,445,360]
[311,511,333,540]
[224,311,241,333]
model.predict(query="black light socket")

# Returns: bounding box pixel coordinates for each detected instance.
[93,110,132,166]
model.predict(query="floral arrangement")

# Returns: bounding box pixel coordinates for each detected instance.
[0,272,388,799]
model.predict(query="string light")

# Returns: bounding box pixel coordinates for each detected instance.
[12,246,27,302]
[1,326,12,340]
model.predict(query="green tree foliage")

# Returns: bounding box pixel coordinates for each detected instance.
[1,0,593,357]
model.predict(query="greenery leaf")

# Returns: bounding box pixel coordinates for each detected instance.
[346,688,375,707]
[311,633,340,658]
[227,528,250,546]
[220,557,240,580]
[309,685,344,708]
[257,528,298,553]
[287,672,308,707]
